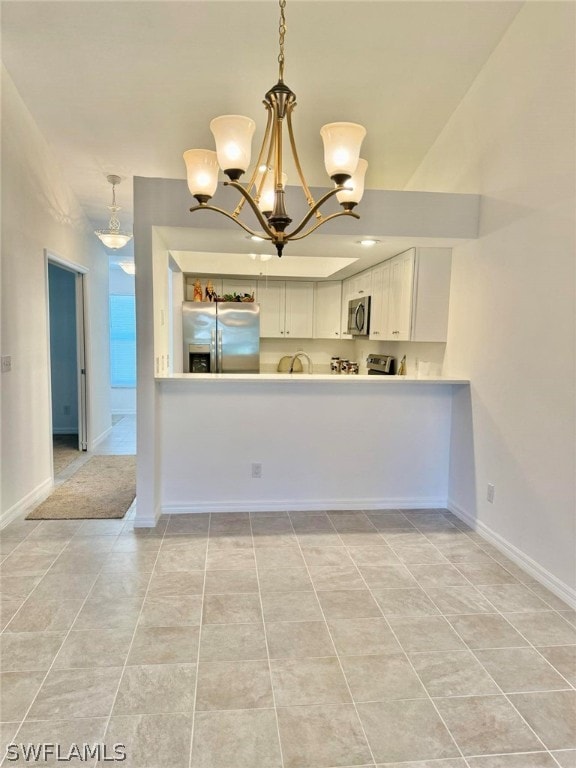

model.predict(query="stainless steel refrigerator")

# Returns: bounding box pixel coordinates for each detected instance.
[183,302,260,374]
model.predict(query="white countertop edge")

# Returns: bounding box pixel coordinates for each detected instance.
[156,374,469,384]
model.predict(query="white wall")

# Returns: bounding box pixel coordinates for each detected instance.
[1,67,111,523]
[407,3,576,594]
[48,263,78,433]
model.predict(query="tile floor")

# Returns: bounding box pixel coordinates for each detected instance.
[1,504,575,767]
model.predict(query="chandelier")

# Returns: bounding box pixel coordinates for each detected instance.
[183,0,367,257]
[94,175,133,250]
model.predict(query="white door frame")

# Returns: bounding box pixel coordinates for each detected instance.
[45,250,89,457]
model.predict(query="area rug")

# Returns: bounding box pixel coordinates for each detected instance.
[27,455,136,520]
[53,434,81,476]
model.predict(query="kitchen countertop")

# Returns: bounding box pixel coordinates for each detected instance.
[156,373,469,384]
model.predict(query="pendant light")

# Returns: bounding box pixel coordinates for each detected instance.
[94,175,133,250]
[183,0,367,256]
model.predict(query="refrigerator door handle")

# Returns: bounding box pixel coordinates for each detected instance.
[217,329,223,373]
[210,330,216,373]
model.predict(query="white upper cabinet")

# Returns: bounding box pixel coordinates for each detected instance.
[257,280,314,338]
[388,249,415,341]
[347,270,372,299]
[314,281,343,339]
[410,248,452,342]
[369,260,391,340]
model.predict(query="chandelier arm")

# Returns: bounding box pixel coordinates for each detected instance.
[223,181,277,236]
[285,185,347,238]
[189,202,274,241]
[286,107,318,215]
[288,210,360,242]
[232,106,274,218]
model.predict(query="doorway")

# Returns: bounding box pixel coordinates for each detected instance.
[46,255,88,476]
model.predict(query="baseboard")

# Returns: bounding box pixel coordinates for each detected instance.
[111,410,136,416]
[52,428,79,435]
[162,496,448,515]
[89,426,112,451]
[0,477,54,529]
[448,498,576,610]
[133,503,161,529]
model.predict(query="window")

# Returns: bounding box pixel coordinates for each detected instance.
[109,295,136,387]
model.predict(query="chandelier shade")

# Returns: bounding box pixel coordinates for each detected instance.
[94,175,133,251]
[183,0,367,257]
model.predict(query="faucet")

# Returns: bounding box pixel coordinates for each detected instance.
[288,351,313,374]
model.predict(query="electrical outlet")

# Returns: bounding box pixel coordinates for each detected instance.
[251,462,262,479]
[1,356,12,373]
[487,483,495,503]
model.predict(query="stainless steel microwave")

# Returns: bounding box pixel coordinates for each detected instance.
[347,296,371,336]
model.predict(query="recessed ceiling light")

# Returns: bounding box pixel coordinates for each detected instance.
[359,238,379,247]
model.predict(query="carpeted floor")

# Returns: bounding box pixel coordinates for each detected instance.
[27,455,136,520]
[52,433,81,476]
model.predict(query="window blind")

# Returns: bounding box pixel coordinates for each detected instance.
[109,295,136,387]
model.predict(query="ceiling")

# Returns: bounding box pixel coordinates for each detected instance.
[2,0,521,270]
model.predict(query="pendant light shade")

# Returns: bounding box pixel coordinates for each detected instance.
[336,158,368,209]
[210,115,256,179]
[183,149,219,201]
[257,171,288,215]
[320,122,367,181]
[94,175,133,251]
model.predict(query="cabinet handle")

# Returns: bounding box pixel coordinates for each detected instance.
[286,331,290,335]
[281,331,284,335]
[335,332,339,336]
[373,331,379,335]
[358,290,364,294]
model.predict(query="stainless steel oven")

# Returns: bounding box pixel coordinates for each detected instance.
[347,296,371,336]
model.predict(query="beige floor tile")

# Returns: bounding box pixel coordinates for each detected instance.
[378,760,466,768]
[455,562,519,585]
[266,620,334,659]
[358,699,458,763]
[435,695,543,756]
[0,599,23,629]
[127,626,199,665]
[559,611,576,628]
[13,717,107,767]
[328,512,376,532]
[327,617,401,656]
[426,586,497,615]
[408,564,470,587]
[54,629,133,669]
[410,650,500,697]
[466,754,560,767]
[205,534,252,552]
[504,612,576,646]
[254,547,304,569]
[146,570,204,596]
[191,708,282,768]
[100,550,159,573]
[390,544,449,565]
[166,514,210,535]
[73,597,144,631]
[296,532,345,548]
[4,598,83,633]
[551,750,576,768]
[477,584,550,613]
[48,552,108,574]
[252,533,299,549]
[28,667,123,720]
[301,546,355,567]
[0,575,42,601]
[346,545,401,566]
[0,670,45,720]
[372,588,440,617]
[537,645,576,686]
[528,585,573,611]
[138,595,202,627]
[209,512,251,535]
[89,572,151,600]
[387,617,466,653]
[206,547,256,570]
[509,690,576,750]
[0,519,41,539]
[261,590,323,622]
[202,593,262,625]
[154,545,207,572]
[195,659,273,710]
[338,532,389,547]
[0,552,58,576]
[271,657,351,706]
[0,632,66,671]
[26,573,99,601]
[308,565,366,591]
[113,663,196,715]
[475,647,571,692]
[358,564,418,589]
[341,652,426,702]
[317,589,381,620]
[277,703,372,768]
[102,713,192,768]
[257,566,313,593]
[199,622,268,662]
[204,568,258,594]
[446,614,529,649]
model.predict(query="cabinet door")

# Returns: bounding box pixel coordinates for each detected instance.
[348,271,372,299]
[369,262,390,340]
[340,278,354,338]
[314,281,342,339]
[257,281,286,338]
[285,282,314,338]
[388,249,415,341]
[221,279,257,300]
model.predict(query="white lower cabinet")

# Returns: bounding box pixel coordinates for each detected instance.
[257,280,314,338]
[314,281,342,339]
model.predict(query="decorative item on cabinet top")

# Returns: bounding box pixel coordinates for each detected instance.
[186,277,254,303]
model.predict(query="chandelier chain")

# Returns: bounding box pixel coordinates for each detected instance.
[278,0,287,81]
